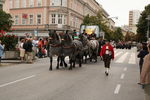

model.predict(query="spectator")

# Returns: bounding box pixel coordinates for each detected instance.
[19,39,25,62]
[23,39,33,63]
[137,42,148,74]
[140,43,150,100]
[0,40,4,65]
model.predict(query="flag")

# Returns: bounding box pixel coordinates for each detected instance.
[22,14,28,19]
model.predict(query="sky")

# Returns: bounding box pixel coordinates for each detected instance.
[96,0,150,26]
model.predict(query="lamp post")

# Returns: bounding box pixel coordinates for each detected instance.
[146,15,150,41]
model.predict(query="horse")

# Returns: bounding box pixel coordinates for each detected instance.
[62,31,83,70]
[79,34,90,63]
[88,39,99,62]
[48,30,67,70]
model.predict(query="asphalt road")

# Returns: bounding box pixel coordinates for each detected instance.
[0,47,144,100]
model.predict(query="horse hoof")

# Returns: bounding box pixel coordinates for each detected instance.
[65,64,68,68]
[69,68,72,70]
[79,65,82,67]
[49,67,52,71]
[60,63,63,66]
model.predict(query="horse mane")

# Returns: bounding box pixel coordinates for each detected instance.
[64,33,72,42]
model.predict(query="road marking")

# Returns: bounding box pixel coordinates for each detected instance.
[120,73,125,79]
[115,52,123,57]
[115,52,128,63]
[114,84,121,94]
[0,75,36,88]
[128,53,136,64]
[123,67,127,71]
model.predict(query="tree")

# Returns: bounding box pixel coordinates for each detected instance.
[137,4,150,42]
[113,27,123,42]
[0,10,13,32]
[82,10,113,40]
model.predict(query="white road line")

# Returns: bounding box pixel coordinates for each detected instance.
[120,73,125,79]
[115,52,123,57]
[0,75,36,88]
[123,67,127,71]
[115,52,128,63]
[114,84,121,94]
[128,53,136,64]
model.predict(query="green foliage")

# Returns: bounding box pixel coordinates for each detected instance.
[137,4,150,42]
[113,27,123,42]
[82,10,123,41]
[0,10,13,32]
[0,34,18,51]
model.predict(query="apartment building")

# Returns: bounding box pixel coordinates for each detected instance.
[8,0,109,36]
[129,10,141,34]
[3,0,9,13]
[0,0,5,9]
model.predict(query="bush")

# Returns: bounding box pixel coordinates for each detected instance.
[0,33,18,51]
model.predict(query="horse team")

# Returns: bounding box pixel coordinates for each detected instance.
[47,30,99,71]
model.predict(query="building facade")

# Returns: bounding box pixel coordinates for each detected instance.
[0,0,5,9]
[129,10,141,34]
[8,0,109,37]
[3,0,9,13]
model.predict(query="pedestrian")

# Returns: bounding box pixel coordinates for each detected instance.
[89,30,96,40]
[137,42,148,74]
[38,38,43,58]
[23,38,33,63]
[19,39,25,62]
[72,30,78,40]
[140,43,150,100]
[0,40,4,65]
[100,40,114,76]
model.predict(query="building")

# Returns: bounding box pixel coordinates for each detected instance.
[3,0,9,13]
[7,0,109,37]
[129,10,141,34]
[0,0,5,9]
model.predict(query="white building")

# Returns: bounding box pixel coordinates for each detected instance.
[129,10,141,34]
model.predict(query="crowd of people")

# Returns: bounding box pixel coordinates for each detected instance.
[17,37,48,64]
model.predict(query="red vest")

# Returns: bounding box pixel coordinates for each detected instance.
[100,44,114,59]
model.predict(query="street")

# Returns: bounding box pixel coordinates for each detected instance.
[0,47,144,100]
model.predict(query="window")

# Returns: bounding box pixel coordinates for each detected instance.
[37,14,42,24]
[15,0,19,8]
[10,0,13,8]
[58,14,62,24]
[62,0,67,7]
[22,18,26,25]
[29,0,34,7]
[37,0,42,7]
[29,15,33,24]
[51,14,56,24]
[22,0,26,8]
[15,15,19,25]
[64,15,66,25]
[50,0,67,6]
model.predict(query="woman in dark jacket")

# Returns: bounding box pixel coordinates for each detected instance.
[137,43,148,74]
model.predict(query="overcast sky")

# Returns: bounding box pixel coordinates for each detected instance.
[96,0,150,26]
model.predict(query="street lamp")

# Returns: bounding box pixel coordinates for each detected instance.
[146,15,150,41]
